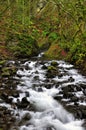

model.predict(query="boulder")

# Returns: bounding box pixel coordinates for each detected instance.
[17,97,30,109]
[51,61,58,66]
[1,65,17,77]
[46,65,58,78]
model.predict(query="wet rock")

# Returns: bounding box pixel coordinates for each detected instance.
[62,86,75,99]
[1,68,10,77]
[54,95,62,101]
[6,97,13,104]
[74,102,79,106]
[35,70,39,74]
[71,96,79,102]
[76,85,82,91]
[4,109,11,115]
[65,105,77,117]
[51,61,58,66]
[38,87,43,92]
[1,92,8,100]
[22,113,31,121]
[18,113,31,126]
[19,67,24,71]
[44,84,53,89]
[0,106,16,129]
[39,61,46,65]
[12,92,19,98]
[58,73,63,78]
[1,90,13,103]
[45,79,51,83]
[25,64,31,70]
[68,77,75,82]
[16,73,22,78]
[80,84,86,90]
[59,91,63,94]
[83,89,86,95]
[1,65,17,77]
[27,104,36,111]
[63,92,74,99]
[65,104,86,120]
[46,65,58,78]
[76,110,83,119]
[47,126,55,130]
[81,109,86,119]
[47,66,57,73]
[25,91,29,97]
[17,97,30,109]
[62,85,74,93]
[33,76,39,81]
[42,65,48,69]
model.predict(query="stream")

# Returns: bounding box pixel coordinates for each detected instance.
[0,52,86,130]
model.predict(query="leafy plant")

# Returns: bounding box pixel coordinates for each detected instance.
[49,32,59,41]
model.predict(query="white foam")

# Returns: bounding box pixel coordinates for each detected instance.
[37,52,44,58]
[28,90,59,111]
[58,60,73,68]
[20,116,84,130]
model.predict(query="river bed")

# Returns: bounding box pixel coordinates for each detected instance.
[0,53,86,130]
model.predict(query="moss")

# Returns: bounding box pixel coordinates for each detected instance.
[47,65,57,72]
[0,60,6,65]
[51,61,58,66]
[46,65,58,78]
[1,66,16,77]
[1,67,10,77]
[7,34,39,58]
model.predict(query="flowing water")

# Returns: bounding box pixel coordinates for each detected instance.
[0,53,86,130]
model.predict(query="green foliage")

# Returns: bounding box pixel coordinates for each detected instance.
[7,34,38,57]
[47,65,57,72]
[42,31,49,37]
[0,0,86,72]
[17,33,36,45]
[49,32,59,41]
[66,38,86,64]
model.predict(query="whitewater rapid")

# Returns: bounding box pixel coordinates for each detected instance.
[15,59,85,130]
[0,53,86,130]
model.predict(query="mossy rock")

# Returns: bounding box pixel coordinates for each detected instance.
[51,61,58,66]
[0,60,6,65]
[1,71,10,77]
[1,66,16,77]
[47,65,57,72]
[46,65,58,78]
[1,67,10,77]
